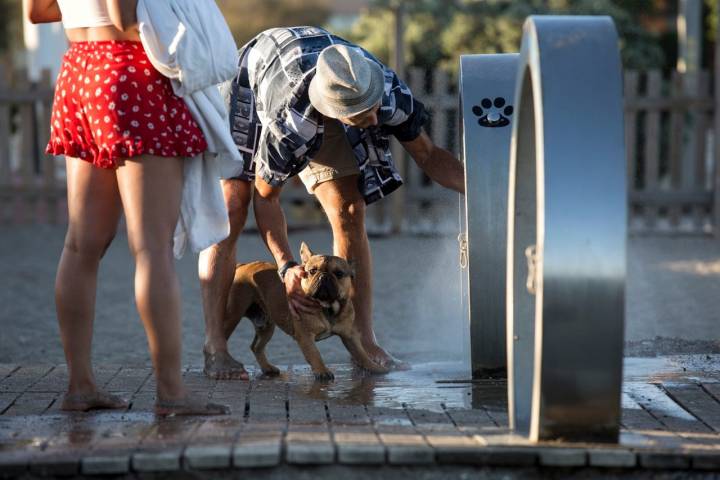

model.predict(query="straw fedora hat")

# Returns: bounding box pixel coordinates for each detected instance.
[309,44,385,119]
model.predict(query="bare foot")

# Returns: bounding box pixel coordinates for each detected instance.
[155,395,230,416]
[203,349,249,380]
[361,343,411,371]
[61,390,128,412]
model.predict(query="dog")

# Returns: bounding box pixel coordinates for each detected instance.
[223,242,389,381]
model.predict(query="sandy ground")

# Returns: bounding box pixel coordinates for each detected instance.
[1,224,719,367]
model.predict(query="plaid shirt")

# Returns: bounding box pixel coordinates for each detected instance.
[222,26,428,204]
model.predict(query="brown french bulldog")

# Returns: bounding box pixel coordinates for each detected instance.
[223,242,389,381]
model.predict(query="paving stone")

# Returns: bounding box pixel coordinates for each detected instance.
[103,367,152,393]
[0,366,19,380]
[445,408,497,428]
[3,392,57,416]
[286,442,336,464]
[423,433,482,450]
[336,442,386,464]
[190,417,244,444]
[140,417,199,449]
[588,448,637,468]
[184,444,233,470]
[0,393,18,414]
[484,447,538,466]
[334,427,385,464]
[0,366,54,394]
[0,453,30,478]
[132,450,182,472]
[379,427,434,465]
[386,445,435,464]
[428,434,487,465]
[327,404,372,425]
[81,454,131,475]
[538,447,587,467]
[286,429,335,464]
[691,452,720,470]
[26,366,68,392]
[28,454,79,477]
[233,436,282,468]
[128,392,156,412]
[638,451,691,469]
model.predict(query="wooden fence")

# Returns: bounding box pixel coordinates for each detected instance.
[1,66,719,236]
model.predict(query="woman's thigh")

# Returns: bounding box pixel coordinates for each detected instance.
[64,156,122,254]
[115,155,184,253]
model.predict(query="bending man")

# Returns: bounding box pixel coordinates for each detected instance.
[200,26,464,379]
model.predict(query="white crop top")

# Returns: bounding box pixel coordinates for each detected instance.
[57,0,114,29]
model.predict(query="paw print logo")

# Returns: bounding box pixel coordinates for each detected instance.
[472,97,513,128]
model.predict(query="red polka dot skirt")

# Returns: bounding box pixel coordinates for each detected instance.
[46,41,207,169]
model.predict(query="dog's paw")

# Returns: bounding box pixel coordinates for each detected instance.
[472,97,513,128]
[314,370,335,382]
[261,365,281,377]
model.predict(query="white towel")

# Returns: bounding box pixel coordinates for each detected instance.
[136,0,243,258]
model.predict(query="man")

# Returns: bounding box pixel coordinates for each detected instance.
[199,26,464,380]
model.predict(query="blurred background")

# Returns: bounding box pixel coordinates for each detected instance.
[1,0,719,233]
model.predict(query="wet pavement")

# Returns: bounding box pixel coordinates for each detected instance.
[3,226,720,477]
[2,357,720,478]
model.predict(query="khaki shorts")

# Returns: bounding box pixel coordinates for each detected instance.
[298,119,359,193]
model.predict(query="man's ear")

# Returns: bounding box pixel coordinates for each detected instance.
[300,242,314,264]
[347,259,357,279]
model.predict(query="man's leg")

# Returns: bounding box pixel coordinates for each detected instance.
[199,179,253,380]
[313,175,397,367]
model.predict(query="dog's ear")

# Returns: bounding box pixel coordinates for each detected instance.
[347,259,356,279]
[300,242,314,264]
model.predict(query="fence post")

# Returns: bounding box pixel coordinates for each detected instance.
[643,71,662,230]
[714,12,720,238]
[0,62,10,223]
[39,68,58,223]
[389,3,407,234]
[624,70,639,227]
[692,72,711,229]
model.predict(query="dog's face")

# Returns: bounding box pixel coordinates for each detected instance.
[299,242,354,308]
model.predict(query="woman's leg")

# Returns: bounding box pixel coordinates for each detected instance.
[115,154,226,414]
[56,156,127,410]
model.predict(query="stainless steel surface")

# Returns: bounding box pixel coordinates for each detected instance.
[506,16,627,442]
[459,54,518,377]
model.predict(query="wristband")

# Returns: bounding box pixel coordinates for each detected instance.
[278,261,299,281]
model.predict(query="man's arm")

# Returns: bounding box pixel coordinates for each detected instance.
[25,0,61,23]
[253,177,319,317]
[401,130,465,194]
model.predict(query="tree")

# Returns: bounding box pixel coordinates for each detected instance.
[0,0,18,55]
[340,0,668,76]
[217,0,331,47]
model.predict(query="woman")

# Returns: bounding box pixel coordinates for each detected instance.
[26,0,227,415]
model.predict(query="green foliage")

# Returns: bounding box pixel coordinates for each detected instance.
[341,0,668,76]
[217,0,331,47]
[0,0,17,53]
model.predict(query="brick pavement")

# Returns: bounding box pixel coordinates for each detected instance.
[1,359,720,478]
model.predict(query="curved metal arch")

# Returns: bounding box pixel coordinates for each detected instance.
[506,16,627,442]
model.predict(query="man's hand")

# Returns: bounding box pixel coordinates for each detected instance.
[283,265,321,318]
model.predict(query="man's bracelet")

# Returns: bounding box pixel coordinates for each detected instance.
[278,261,299,281]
